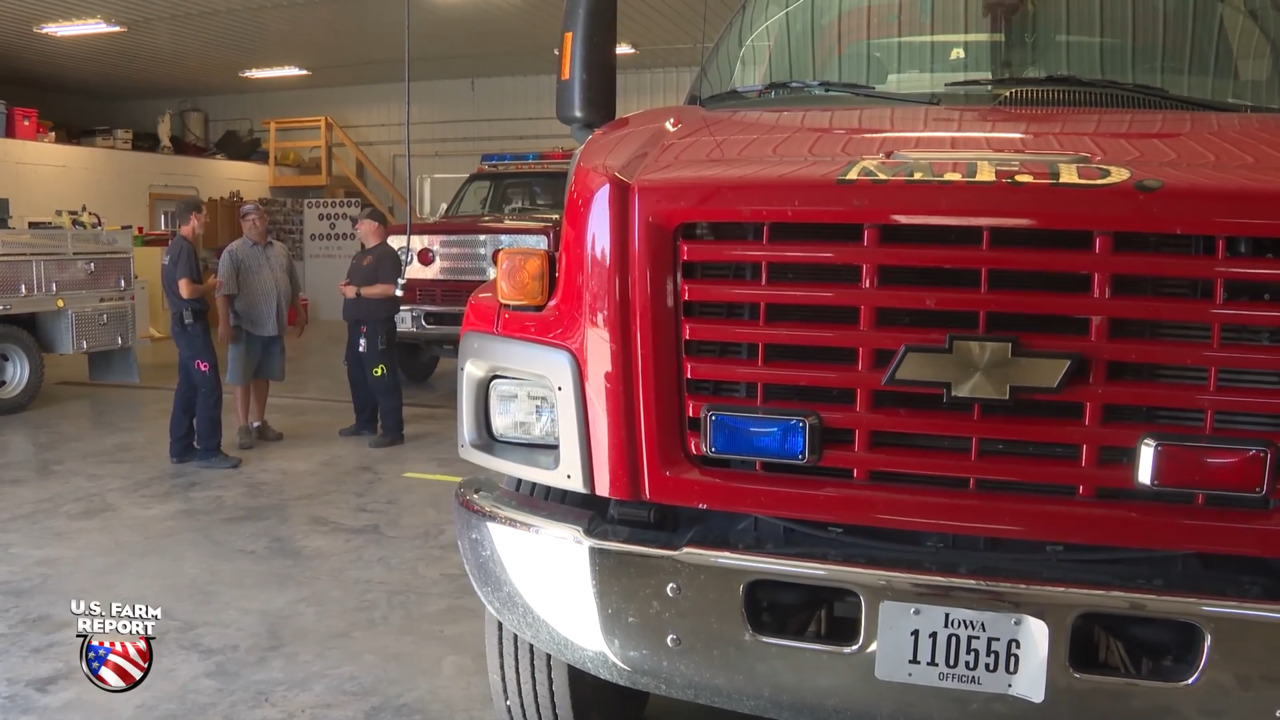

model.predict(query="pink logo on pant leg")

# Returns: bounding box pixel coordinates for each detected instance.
[195,360,210,373]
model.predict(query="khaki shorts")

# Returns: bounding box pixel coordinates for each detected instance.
[225,327,285,386]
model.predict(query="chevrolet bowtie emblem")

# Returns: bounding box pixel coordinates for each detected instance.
[882,335,1079,402]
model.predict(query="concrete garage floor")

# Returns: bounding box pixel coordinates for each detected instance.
[0,320,761,720]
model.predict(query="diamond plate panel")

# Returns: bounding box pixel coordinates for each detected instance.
[0,259,37,297]
[38,257,134,294]
[71,306,136,353]
[35,303,135,354]
[391,233,550,282]
[0,229,134,256]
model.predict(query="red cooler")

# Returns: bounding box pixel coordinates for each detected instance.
[289,295,309,326]
[6,108,38,141]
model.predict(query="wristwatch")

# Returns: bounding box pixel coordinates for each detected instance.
[355,286,363,298]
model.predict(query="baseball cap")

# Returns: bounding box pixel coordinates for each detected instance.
[239,202,265,219]
[352,205,389,228]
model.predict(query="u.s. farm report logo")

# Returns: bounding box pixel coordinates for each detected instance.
[71,599,161,692]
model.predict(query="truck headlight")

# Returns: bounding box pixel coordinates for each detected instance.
[488,378,559,446]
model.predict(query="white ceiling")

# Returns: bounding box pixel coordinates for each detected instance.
[2,0,742,101]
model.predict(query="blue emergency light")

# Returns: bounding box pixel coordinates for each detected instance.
[702,408,820,465]
[480,150,573,164]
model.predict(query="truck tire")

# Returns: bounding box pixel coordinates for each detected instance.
[0,324,45,416]
[396,343,440,384]
[485,610,650,720]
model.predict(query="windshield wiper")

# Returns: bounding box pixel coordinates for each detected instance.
[699,79,940,106]
[945,74,1262,112]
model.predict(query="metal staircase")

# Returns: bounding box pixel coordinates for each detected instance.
[262,116,407,222]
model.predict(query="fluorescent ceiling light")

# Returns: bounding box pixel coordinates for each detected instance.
[239,66,312,79]
[554,43,637,56]
[36,19,126,36]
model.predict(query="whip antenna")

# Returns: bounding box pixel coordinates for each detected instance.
[396,0,412,297]
[695,0,710,103]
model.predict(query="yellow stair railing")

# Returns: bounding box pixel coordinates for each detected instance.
[263,116,407,222]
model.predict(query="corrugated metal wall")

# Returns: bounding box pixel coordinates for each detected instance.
[109,68,699,203]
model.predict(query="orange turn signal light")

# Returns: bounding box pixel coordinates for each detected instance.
[496,248,551,306]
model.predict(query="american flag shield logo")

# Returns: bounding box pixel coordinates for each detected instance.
[80,635,153,692]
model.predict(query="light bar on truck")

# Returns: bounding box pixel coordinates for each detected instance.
[479,150,574,169]
[701,407,821,466]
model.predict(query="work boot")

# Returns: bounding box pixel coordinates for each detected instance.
[339,423,377,437]
[196,452,242,470]
[254,420,284,442]
[238,425,256,450]
[368,434,404,449]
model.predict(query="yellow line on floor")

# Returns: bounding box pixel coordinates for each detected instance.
[403,472,462,483]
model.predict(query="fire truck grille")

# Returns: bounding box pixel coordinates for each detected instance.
[677,222,1280,512]
[394,233,549,282]
[415,283,475,307]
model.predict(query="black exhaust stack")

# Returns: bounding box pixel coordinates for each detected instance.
[556,0,618,144]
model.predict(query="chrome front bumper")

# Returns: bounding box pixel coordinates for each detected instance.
[394,305,462,342]
[455,475,1280,720]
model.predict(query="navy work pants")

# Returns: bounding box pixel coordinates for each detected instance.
[345,318,404,437]
[169,314,224,460]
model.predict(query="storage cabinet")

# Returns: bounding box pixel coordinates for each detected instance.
[36,303,136,354]
[0,259,37,297]
[37,256,133,294]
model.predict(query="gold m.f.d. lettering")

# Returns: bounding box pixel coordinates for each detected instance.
[1053,162,1133,185]
[839,159,941,183]
[837,159,1137,188]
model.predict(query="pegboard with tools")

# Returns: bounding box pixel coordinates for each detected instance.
[258,197,305,261]
[302,198,363,321]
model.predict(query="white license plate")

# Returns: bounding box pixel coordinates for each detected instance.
[874,600,1049,704]
[395,312,412,330]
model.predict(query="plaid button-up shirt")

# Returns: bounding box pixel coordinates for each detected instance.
[216,236,301,337]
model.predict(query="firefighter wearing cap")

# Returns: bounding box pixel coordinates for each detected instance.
[215,201,307,450]
[337,206,406,448]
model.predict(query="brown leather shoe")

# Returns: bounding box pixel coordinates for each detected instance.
[254,421,284,442]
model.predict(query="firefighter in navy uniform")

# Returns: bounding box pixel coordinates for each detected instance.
[161,196,242,469]
[338,206,406,448]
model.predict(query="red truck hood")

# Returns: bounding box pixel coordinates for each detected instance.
[612,105,1280,232]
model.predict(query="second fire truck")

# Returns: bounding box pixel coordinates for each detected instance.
[387,151,572,383]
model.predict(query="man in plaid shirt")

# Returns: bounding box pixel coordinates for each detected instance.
[215,202,308,449]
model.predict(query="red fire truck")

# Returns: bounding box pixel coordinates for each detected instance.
[387,151,571,382]
[454,1,1280,719]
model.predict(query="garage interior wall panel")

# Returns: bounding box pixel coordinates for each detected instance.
[108,68,698,198]
[0,139,270,232]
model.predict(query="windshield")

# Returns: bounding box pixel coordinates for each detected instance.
[691,0,1280,108]
[444,171,568,217]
